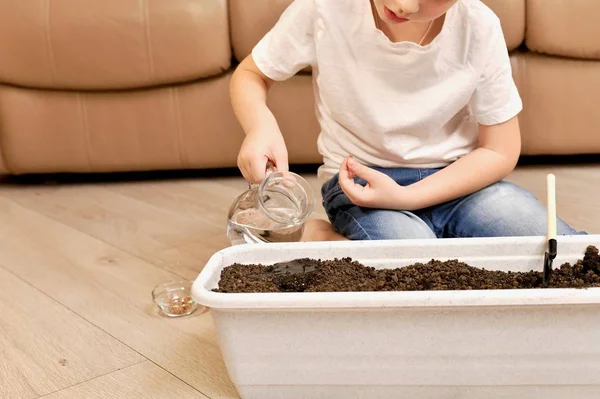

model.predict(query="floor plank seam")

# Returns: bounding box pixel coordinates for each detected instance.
[36,359,148,398]
[106,185,228,232]
[0,250,213,399]
[0,260,159,384]
[146,359,211,399]
[0,261,151,356]
[0,193,193,280]
[0,199,225,398]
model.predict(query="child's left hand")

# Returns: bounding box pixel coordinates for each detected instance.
[338,157,419,210]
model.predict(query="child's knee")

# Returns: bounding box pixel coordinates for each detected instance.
[335,209,436,240]
[465,181,582,236]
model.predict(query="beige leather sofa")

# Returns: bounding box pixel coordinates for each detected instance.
[0,0,598,175]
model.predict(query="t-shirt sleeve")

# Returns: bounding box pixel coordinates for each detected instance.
[251,0,317,81]
[470,21,523,126]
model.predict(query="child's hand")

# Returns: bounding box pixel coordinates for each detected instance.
[339,157,419,211]
[238,129,289,184]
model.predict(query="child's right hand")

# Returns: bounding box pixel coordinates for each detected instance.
[237,129,289,184]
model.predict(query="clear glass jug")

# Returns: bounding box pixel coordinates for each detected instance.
[226,171,314,245]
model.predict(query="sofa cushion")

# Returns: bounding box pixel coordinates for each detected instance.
[511,53,600,155]
[0,75,244,173]
[230,0,524,62]
[0,0,230,90]
[0,145,7,174]
[0,72,323,174]
[481,0,525,51]
[230,0,292,63]
[526,0,600,60]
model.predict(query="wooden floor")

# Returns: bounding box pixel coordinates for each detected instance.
[0,164,598,398]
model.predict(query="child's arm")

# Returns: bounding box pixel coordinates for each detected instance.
[230,0,316,183]
[231,56,288,184]
[396,116,521,209]
[339,117,520,211]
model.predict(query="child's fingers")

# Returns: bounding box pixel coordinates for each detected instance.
[338,157,348,180]
[343,158,352,179]
[346,157,379,183]
[249,157,268,183]
[340,178,368,206]
[338,161,354,191]
[272,146,289,174]
[339,175,356,198]
[339,164,366,205]
[341,156,356,179]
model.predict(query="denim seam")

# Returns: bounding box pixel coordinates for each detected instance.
[339,210,373,240]
[437,195,473,238]
[322,185,343,203]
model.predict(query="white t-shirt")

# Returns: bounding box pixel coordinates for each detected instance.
[252,0,523,184]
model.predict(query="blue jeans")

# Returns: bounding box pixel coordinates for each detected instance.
[321,167,585,240]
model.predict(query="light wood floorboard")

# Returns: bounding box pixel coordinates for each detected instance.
[504,165,598,232]
[0,196,238,398]
[41,361,202,399]
[0,165,597,398]
[0,265,142,398]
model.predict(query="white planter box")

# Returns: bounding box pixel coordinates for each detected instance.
[192,235,600,399]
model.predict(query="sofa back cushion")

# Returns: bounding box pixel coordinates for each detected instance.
[526,0,600,60]
[0,0,230,90]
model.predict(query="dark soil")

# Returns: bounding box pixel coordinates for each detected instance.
[214,246,600,293]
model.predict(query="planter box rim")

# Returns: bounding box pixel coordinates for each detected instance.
[192,235,600,309]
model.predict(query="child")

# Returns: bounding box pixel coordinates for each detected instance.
[230,0,583,240]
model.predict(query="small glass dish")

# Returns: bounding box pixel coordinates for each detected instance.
[152,281,199,317]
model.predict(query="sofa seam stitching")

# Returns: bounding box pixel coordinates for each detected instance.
[175,87,186,167]
[43,0,57,85]
[0,130,11,174]
[77,93,93,171]
[142,0,155,83]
